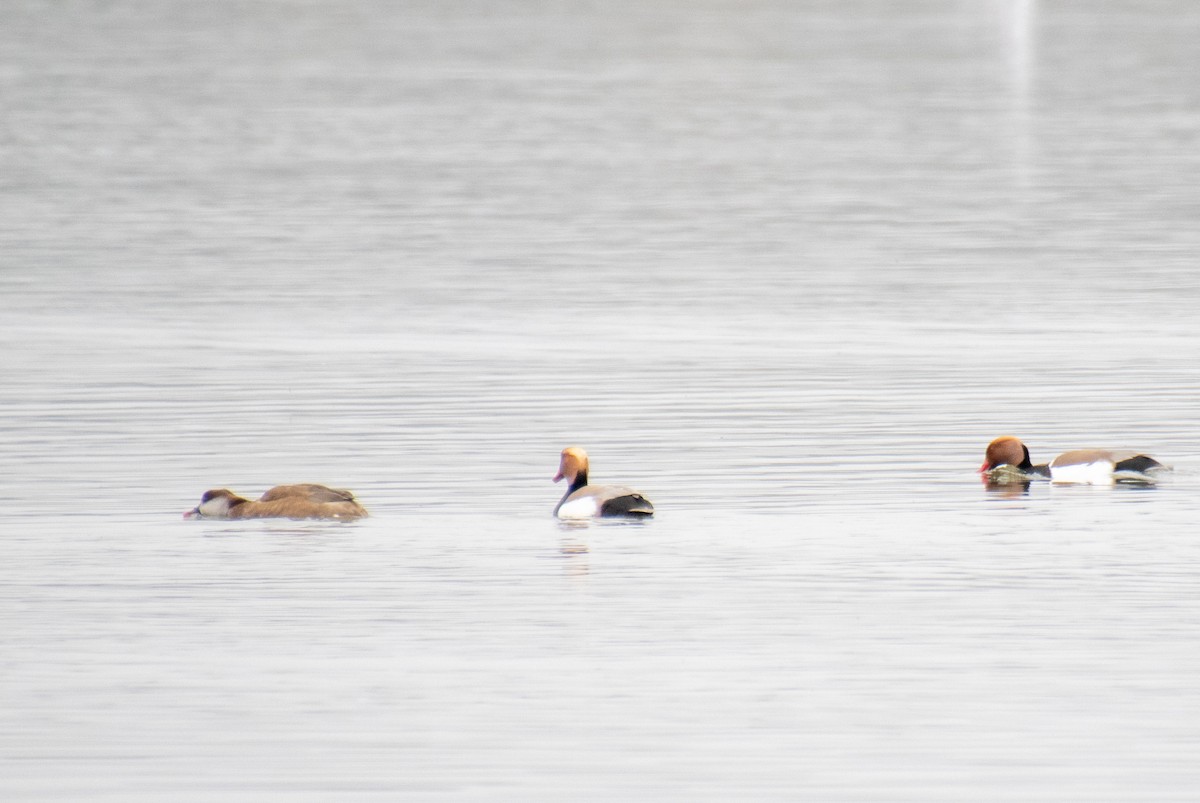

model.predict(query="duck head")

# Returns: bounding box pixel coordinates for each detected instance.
[183,488,244,519]
[980,436,1031,473]
[553,446,590,490]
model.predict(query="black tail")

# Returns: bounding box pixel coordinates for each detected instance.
[600,494,655,518]
[1115,455,1164,474]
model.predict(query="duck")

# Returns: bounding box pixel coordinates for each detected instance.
[184,484,368,520]
[553,446,654,519]
[980,436,1166,485]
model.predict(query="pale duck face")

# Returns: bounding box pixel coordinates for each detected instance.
[192,489,237,518]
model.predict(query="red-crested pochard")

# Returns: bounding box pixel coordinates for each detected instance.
[184,484,368,520]
[553,446,654,519]
[980,436,1166,485]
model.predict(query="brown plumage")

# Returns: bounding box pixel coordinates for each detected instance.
[184,484,368,521]
[980,435,1048,477]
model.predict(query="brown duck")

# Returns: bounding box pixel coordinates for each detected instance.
[184,484,368,520]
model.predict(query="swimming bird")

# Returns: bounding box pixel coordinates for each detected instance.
[184,484,368,520]
[553,446,654,519]
[980,436,1165,484]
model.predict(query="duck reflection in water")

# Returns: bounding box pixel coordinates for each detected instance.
[558,535,590,578]
[983,473,1033,498]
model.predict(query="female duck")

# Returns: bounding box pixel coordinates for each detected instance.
[184,484,368,520]
[980,436,1165,484]
[553,447,654,519]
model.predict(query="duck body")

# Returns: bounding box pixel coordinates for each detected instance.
[556,485,655,519]
[981,436,1165,485]
[184,484,368,520]
[1048,449,1166,485]
[553,446,654,519]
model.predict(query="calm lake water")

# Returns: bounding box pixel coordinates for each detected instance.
[4,0,1200,799]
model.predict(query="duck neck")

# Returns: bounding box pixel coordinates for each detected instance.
[554,471,588,516]
[1019,445,1051,477]
[1017,445,1035,472]
[224,496,251,518]
[568,469,588,494]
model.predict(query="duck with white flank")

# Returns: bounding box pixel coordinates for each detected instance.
[184,484,368,520]
[553,446,654,519]
[980,436,1166,485]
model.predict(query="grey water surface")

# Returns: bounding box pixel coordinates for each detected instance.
[4,0,1200,799]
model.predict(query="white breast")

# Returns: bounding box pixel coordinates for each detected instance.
[556,495,601,520]
[1049,459,1115,485]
